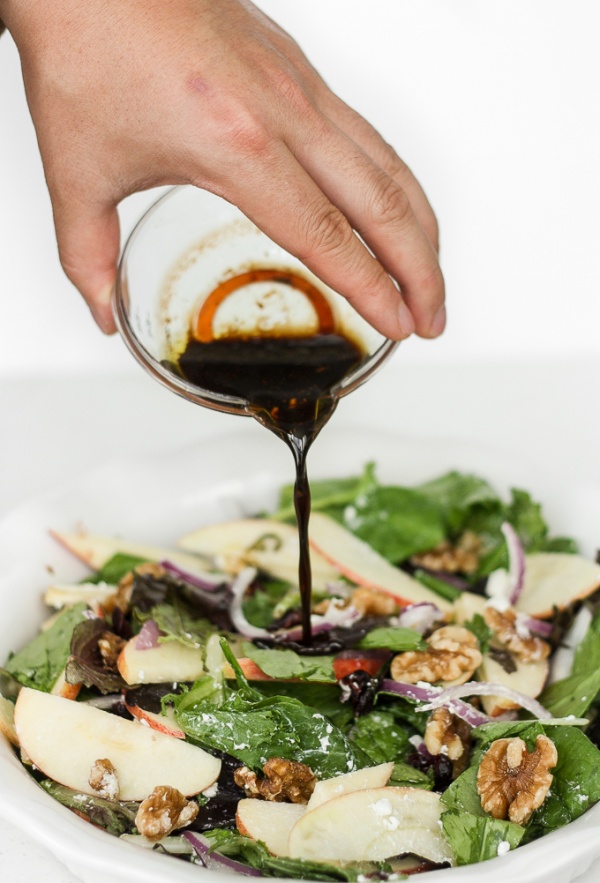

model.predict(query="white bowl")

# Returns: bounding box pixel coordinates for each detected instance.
[1,426,600,883]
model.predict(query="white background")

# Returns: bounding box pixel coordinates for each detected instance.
[1,3,600,882]
[1,0,599,375]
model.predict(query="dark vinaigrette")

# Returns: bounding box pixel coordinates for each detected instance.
[176,322,366,645]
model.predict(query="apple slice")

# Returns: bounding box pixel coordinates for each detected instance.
[124,703,185,739]
[307,762,394,812]
[178,518,340,590]
[117,637,205,685]
[14,688,220,800]
[236,800,306,856]
[308,513,453,613]
[44,582,117,612]
[515,553,600,618]
[479,654,549,717]
[50,668,81,701]
[0,697,18,747]
[289,786,454,866]
[50,530,206,574]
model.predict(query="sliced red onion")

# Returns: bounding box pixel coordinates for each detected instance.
[380,679,493,728]
[229,567,271,640]
[419,569,471,591]
[420,680,553,720]
[502,522,526,605]
[397,603,444,635]
[183,831,263,876]
[135,619,161,650]
[519,613,553,638]
[160,559,229,591]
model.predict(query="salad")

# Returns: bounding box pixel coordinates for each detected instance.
[2,465,600,879]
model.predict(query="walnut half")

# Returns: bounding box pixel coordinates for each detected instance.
[483,607,551,663]
[135,785,199,842]
[234,757,317,804]
[390,625,482,686]
[89,758,120,800]
[477,735,558,825]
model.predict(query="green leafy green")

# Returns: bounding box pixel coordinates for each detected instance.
[388,761,433,789]
[539,611,600,717]
[251,681,353,729]
[441,810,525,866]
[411,569,462,602]
[65,618,126,694]
[415,471,500,535]
[348,709,412,765]
[357,626,425,653]
[173,641,364,778]
[463,614,493,653]
[150,601,215,649]
[205,829,364,881]
[5,603,88,692]
[39,780,138,836]
[86,553,148,585]
[242,579,293,629]
[273,463,378,524]
[242,643,336,683]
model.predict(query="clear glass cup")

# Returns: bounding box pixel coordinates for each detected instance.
[114,185,399,415]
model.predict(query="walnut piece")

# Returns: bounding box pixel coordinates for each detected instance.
[98,631,127,672]
[477,735,558,825]
[135,785,199,842]
[350,587,398,617]
[234,757,317,804]
[484,607,551,663]
[390,625,482,686]
[89,758,120,800]
[424,708,468,761]
[411,532,482,575]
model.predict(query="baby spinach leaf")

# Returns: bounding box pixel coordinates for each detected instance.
[348,709,412,765]
[463,614,493,653]
[273,463,379,524]
[411,569,462,602]
[415,472,500,536]
[151,601,215,649]
[441,809,524,866]
[388,761,433,790]
[40,780,138,836]
[174,642,363,778]
[242,579,292,629]
[539,670,600,719]
[441,766,487,817]
[242,643,336,683]
[205,829,363,880]
[5,603,88,692]
[86,553,147,585]
[251,681,353,729]
[357,626,425,652]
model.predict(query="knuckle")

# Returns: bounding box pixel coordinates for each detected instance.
[367,176,412,228]
[219,107,273,158]
[269,69,314,117]
[378,141,410,180]
[301,204,354,260]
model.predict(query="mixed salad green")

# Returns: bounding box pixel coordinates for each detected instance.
[2,466,600,879]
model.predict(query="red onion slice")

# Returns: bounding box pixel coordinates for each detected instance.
[502,522,526,605]
[380,679,493,728]
[183,831,263,876]
[135,619,161,650]
[161,559,229,591]
[229,567,272,640]
[519,613,553,638]
[420,680,553,720]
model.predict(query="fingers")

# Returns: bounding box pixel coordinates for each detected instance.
[224,142,415,341]
[285,118,445,338]
[50,193,120,334]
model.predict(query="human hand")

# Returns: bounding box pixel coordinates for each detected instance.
[1,0,444,340]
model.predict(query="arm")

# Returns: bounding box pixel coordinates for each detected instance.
[0,0,444,340]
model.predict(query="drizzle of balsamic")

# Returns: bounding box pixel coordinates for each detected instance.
[177,328,365,646]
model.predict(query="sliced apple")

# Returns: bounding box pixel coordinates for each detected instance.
[452,591,486,624]
[307,763,394,812]
[44,582,117,612]
[178,518,340,590]
[289,786,454,866]
[515,553,600,618]
[124,703,185,739]
[117,637,205,685]
[236,799,306,856]
[308,513,453,613]
[50,668,81,701]
[479,653,549,717]
[50,530,206,574]
[14,688,220,800]
[0,696,18,747]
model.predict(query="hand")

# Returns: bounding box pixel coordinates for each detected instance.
[1,0,444,340]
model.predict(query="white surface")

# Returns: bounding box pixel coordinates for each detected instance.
[1,360,600,882]
[1,0,600,375]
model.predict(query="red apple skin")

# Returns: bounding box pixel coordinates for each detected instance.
[124,702,185,739]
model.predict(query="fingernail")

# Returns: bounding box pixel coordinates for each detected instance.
[397,299,415,339]
[429,304,447,337]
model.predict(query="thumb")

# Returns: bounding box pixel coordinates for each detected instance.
[51,194,121,334]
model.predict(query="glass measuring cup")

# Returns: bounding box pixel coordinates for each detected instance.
[113,185,399,415]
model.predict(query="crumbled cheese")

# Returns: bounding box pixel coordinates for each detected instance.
[497,840,510,857]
